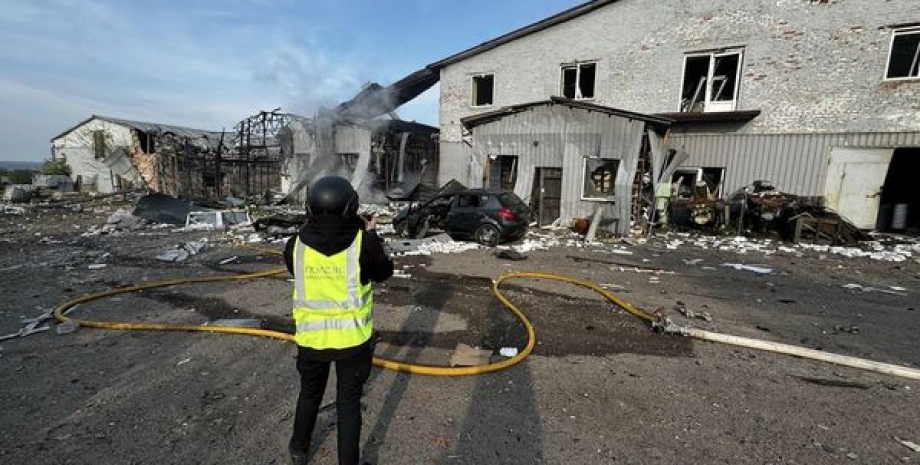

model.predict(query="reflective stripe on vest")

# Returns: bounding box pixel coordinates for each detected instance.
[296,314,372,333]
[292,231,373,349]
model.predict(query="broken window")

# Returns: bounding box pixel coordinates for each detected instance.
[582,158,619,200]
[136,130,156,154]
[456,193,483,208]
[93,130,107,159]
[561,62,596,99]
[680,50,742,113]
[471,74,494,107]
[337,153,359,172]
[490,155,518,191]
[886,28,920,80]
[671,167,725,200]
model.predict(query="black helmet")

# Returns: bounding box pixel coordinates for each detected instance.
[306,176,359,219]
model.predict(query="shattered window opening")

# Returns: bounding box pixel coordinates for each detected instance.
[471,74,494,107]
[337,153,359,172]
[671,167,725,200]
[560,62,596,100]
[582,158,619,200]
[680,50,743,113]
[136,130,156,154]
[93,130,107,159]
[886,28,920,80]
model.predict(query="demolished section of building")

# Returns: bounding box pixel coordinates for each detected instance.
[50,115,226,197]
[50,67,442,205]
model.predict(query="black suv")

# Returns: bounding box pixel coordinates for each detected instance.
[393,189,530,246]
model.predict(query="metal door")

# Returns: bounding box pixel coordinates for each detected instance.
[530,168,562,226]
[824,148,894,229]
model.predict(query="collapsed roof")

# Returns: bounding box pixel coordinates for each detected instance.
[51,115,221,145]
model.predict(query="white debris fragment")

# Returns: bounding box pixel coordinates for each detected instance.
[722,263,773,274]
[156,241,207,262]
[499,347,519,357]
[655,231,920,263]
[895,437,920,453]
[842,283,908,296]
[0,204,26,215]
[87,264,107,270]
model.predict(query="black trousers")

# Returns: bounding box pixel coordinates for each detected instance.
[290,343,373,465]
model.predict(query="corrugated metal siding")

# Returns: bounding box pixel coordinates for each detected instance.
[669,132,920,197]
[465,104,647,234]
[438,141,474,186]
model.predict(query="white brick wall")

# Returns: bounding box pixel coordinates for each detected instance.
[439,0,920,141]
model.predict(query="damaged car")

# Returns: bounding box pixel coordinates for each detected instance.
[393,189,530,246]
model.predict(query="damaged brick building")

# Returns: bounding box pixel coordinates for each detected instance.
[431,0,920,233]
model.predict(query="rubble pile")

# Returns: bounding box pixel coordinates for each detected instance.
[655,231,920,262]
[0,204,26,215]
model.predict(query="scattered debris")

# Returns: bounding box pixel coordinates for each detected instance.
[1,310,53,341]
[87,264,107,270]
[895,437,920,453]
[674,301,712,322]
[386,233,479,256]
[842,283,909,296]
[132,193,198,225]
[495,249,527,261]
[3,184,33,202]
[796,376,871,389]
[722,263,773,274]
[56,320,77,335]
[499,347,519,357]
[185,209,250,230]
[833,325,860,335]
[218,256,239,265]
[656,231,920,262]
[101,208,146,233]
[0,204,26,215]
[252,213,307,237]
[156,241,207,262]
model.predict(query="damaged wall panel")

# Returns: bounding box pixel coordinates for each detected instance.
[280,116,439,204]
[670,131,920,199]
[462,100,663,235]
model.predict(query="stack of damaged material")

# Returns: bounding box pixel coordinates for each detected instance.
[739,181,867,246]
[779,202,869,246]
[730,180,799,234]
[669,180,867,247]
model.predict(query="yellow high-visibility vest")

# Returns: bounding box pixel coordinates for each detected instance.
[292,231,373,349]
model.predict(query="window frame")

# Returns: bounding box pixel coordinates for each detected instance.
[884,27,920,81]
[470,73,495,108]
[678,49,744,113]
[559,61,598,100]
[580,157,619,201]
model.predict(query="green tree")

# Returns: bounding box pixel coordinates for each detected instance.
[41,158,72,176]
[7,169,34,184]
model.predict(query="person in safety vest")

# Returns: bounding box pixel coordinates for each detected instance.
[283,175,393,465]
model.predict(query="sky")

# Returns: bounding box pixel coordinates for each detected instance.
[0,0,584,162]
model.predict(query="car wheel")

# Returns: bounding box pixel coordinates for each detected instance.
[474,224,500,247]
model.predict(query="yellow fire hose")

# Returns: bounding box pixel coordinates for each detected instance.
[52,263,920,380]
